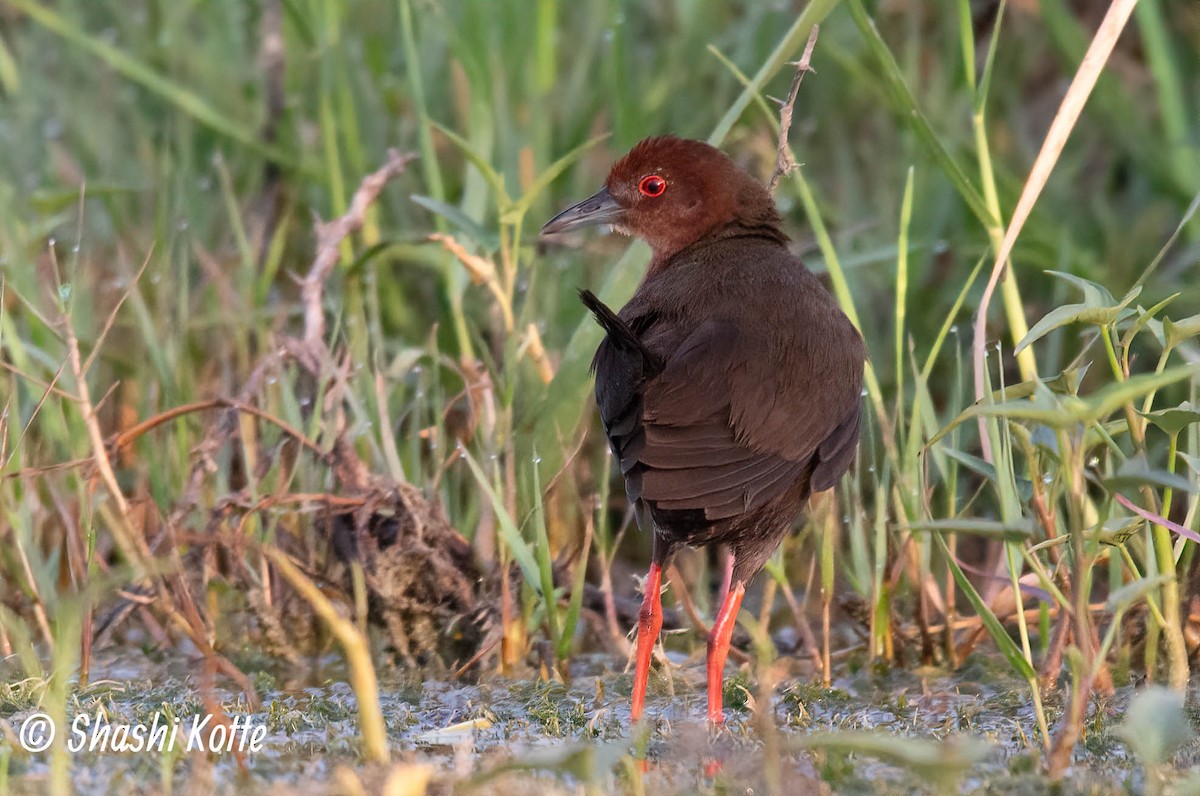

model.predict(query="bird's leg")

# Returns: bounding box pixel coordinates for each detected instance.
[714,545,734,614]
[630,561,664,722]
[706,579,746,725]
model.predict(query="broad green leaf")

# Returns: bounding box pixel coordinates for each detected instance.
[979,365,1091,403]
[1140,402,1200,436]
[1075,365,1200,421]
[1101,455,1195,494]
[1014,272,1141,354]
[1044,270,1118,307]
[1044,365,1092,396]
[931,363,1200,443]
[1164,313,1200,349]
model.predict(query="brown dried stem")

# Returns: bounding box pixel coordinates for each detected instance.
[767,24,820,194]
[302,149,417,351]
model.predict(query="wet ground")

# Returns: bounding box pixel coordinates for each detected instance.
[3,647,1199,794]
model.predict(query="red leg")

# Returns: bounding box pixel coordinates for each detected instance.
[706,581,746,725]
[631,562,664,722]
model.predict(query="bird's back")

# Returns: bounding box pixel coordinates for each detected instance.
[591,233,864,575]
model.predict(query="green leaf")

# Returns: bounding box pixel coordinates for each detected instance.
[409,195,499,250]
[1043,270,1118,307]
[1140,402,1200,436]
[459,447,541,591]
[931,363,1200,443]
[794,732,989,786]
[990,365,1091,402]
[932,533,1036,679]
[1116,687,1192,767]
[1014,272,1141,354]
[430,120,511,208]
[1101,455,1195,494]
[1164,313,1200,349]
[907,518,1033,541]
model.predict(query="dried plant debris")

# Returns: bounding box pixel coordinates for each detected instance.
[326,483,496,673]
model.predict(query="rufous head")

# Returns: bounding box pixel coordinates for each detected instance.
[542,136,782,261]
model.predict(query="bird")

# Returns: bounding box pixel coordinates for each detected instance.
[541,135,866,725]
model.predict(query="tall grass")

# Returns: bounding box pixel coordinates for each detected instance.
[1,0,1199,789]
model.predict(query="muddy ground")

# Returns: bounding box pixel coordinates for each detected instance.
[5,645,1200,795]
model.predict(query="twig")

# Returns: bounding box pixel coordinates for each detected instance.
[50,244,150,570]
[108,398,324,458]
[302,149,417,351]
[767,25,820,194]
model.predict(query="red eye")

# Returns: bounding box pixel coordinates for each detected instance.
[638,175,666,198]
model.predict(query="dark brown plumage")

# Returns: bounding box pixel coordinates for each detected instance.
[542,136,866,725]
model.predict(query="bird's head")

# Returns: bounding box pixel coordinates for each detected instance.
[541,136,782,261]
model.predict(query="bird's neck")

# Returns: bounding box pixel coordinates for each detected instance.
[646,221,789,276]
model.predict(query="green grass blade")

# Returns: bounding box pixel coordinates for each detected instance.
[845,0,993,227]
[460,447,541,590]
[932,532,1035,679]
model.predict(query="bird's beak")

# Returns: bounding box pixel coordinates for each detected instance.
[541,186,625,236]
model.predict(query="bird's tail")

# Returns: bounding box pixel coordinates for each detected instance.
[578,289,660,369]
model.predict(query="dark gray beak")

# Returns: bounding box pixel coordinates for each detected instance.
[541,186,624,236]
